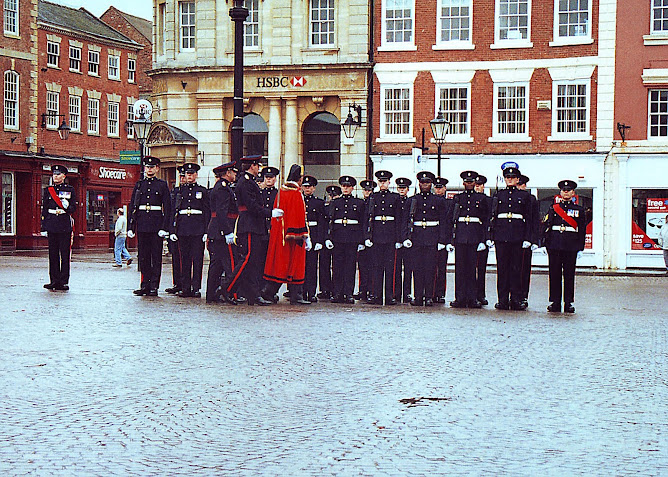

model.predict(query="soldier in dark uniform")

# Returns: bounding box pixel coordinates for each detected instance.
[170,163,210,298]
[128,156,172,296]
[542,180,586,313]
[302,175,326,302]
[432,177,454,303]
[166,166,186,295]
[393,177,413,303]
[448,171,490,308]
[41,164,76,291]
[402,171,448,307]
[517,174,540,308]
[225,156,275,306]
[355,179,376,301]
[326,176,365,304]
[205,162,238,303]
[318,185,341,300]
[474,174,492,305]
[490,165,533,310]
[365,170,402,305]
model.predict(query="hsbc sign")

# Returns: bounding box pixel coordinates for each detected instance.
[256,76,307,88]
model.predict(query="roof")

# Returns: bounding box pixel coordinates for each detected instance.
[147,122,198,145]
[38,0,141,49]
[104,6,153,43]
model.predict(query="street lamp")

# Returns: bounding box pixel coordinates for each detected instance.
[132,110,152,178]
[429,109,450,177]
[230,0,249,170]
[41,113,71,140]
[341,103,362,139]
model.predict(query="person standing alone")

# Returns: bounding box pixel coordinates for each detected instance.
[113,208,133,267]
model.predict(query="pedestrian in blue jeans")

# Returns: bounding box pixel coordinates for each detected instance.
[113,208,133,267]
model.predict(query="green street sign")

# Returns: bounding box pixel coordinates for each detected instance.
[120,150,141,164]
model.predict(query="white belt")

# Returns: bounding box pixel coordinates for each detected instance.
[374,216,395,222]
[48,208,65,215]
[334,218,359,225]
[552,225,577,233]
[458,216,481,224]
[413,220,440,227]
[497,213,524,220]
[308,221,318,226]
[139,205,163,211]
[178,209,203,215]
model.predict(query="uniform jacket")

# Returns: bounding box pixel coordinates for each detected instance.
[328,194,365,244]
[128,177,172,233]
[528,193,540,245]
[41,183,76,233]
[402,191,448,246]
[542,200,586,252]
[366,189,403,244]
[235,172,271,235]
[172,182,211,236]
[304,194,326,245]
[450,189,490,245]
[260,187,278,233]
[490,187,532,243]
[207,178,238,239]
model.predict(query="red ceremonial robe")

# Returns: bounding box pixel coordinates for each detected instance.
[263,181,309,284]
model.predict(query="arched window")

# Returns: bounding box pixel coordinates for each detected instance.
[243,112,268,159]
[303,112,340,166]
[4,70,19,129]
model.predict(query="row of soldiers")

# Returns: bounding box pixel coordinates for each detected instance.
[123,155,585,312]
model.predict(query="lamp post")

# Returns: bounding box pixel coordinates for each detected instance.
[230,0,249,170]
[341,103,362,140]
[41,113,71,140]
[429,109,449,177]
[132,110,152,179]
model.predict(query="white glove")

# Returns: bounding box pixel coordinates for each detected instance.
[530,243,538,251]
[314,243,323,251]
[158,230,169,238]
[202,234,208,243]
[522,241,531,249]
[486,239,494,248]
[477,242,486,252]
[305,237,312,251]
[365,239,373,248]
[357,244,365,252]
[577,251,583,260]
[40,231,48,237]
[271,208,284,218]
[437,243,446,251]
[225,232,235,245]
[325,239,334,250]
[446,244,455,252]
[127,230,135,239]
[169,234,178,242]
[403,239,412,248]
[395,242,402,249]
[60,199,69,209]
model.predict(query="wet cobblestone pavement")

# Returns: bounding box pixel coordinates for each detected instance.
[1,255,666,475]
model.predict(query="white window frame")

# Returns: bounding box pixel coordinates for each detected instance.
[309,0,335,48]
[69,45,81,73]
[648,88,668,140]
[68,95,80,133]
[4,0,18,36]
[4,70,18,130]
[1,171,15,235]
[108,101,119,137]
[128,57,136,83]
[435,83,472,142]
[88,97,99,135]
[551,0,592,46]
[179,1,196,51]
[108,53,120,80]
[492,0,532,49]
[651,0,668,34]
[243,0,260,49]
[46,91,59,129]
[491,82,531,142]
[47,41,59,68]
[88,50,99,76]
[379,84,414,142]
[380,0,416,51]
[548,79,591,141]
[127,102,134,139]
[435,0,474,50]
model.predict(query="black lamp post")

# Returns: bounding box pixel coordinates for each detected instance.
[230,0,249,170]
[41,113,71,140]
[429,109,450,177]
[133,111,152,178]
[342,103,362,139]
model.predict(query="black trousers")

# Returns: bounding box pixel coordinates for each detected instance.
[433,248,449,299]
[168,239,182,289]
[475,247,489,301]
[138,232,163,291]
[394,247,412,301]
[227,232,264,301]
[519,247,532,301]
[548,249,577,304]
[357,247,372,295]
[495,241,522,305]
[304,249,319,298]
[319,247,333,294]
[179,235,204,292]
[412,244,437,301]
[372,243,396,302]
[454,244,477,303]
[332,242,357,298]
[47,232,71,286]
[206,239,235,300]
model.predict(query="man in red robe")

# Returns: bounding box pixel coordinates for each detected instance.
[262,164,312,305]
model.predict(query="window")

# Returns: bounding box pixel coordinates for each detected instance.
[86,190,120,232]
[4,0,18,36]
[495,0,530,44]
[4,70,18,129]
[88,97,99,134]
[552,81,589,138]
[180,1,196,50]
[108,54,119,80]
[382,86,412,138]
[69,46,81,72]
[652,0,668,33]
[69,95,80,132]
[128,57,136,83]
[127,102,134,138]
[88,50,99,75]
[383,0,414,46]
[303,112,341,189]
[631,189,668,250]
[493,83,529,139]
[438,0,471,44]
[438,85,470,137]
[242,113,268,159]
[108,101,119,137]
[46,91,59,129]
[310,0,335,47]
[244,0,259,48]
[1,172,14,234]
[158,3,166,55]
[555,0,590,40]
[47,41,59,68]
[649,89,668,138]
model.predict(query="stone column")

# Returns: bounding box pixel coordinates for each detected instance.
[268,97,282,171]
[284,97,299,174]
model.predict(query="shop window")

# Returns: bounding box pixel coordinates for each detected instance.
[242,112,268,160]
[1,172,13,234]
[87,190,120,232]
[537,187,593,249]
[631,189,668,250]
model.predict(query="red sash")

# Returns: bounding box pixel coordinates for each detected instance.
[48,186,65,209]
[553,204,578,230]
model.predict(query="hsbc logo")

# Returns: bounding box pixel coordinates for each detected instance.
[256,76,307,88]
[291,76,306,87]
